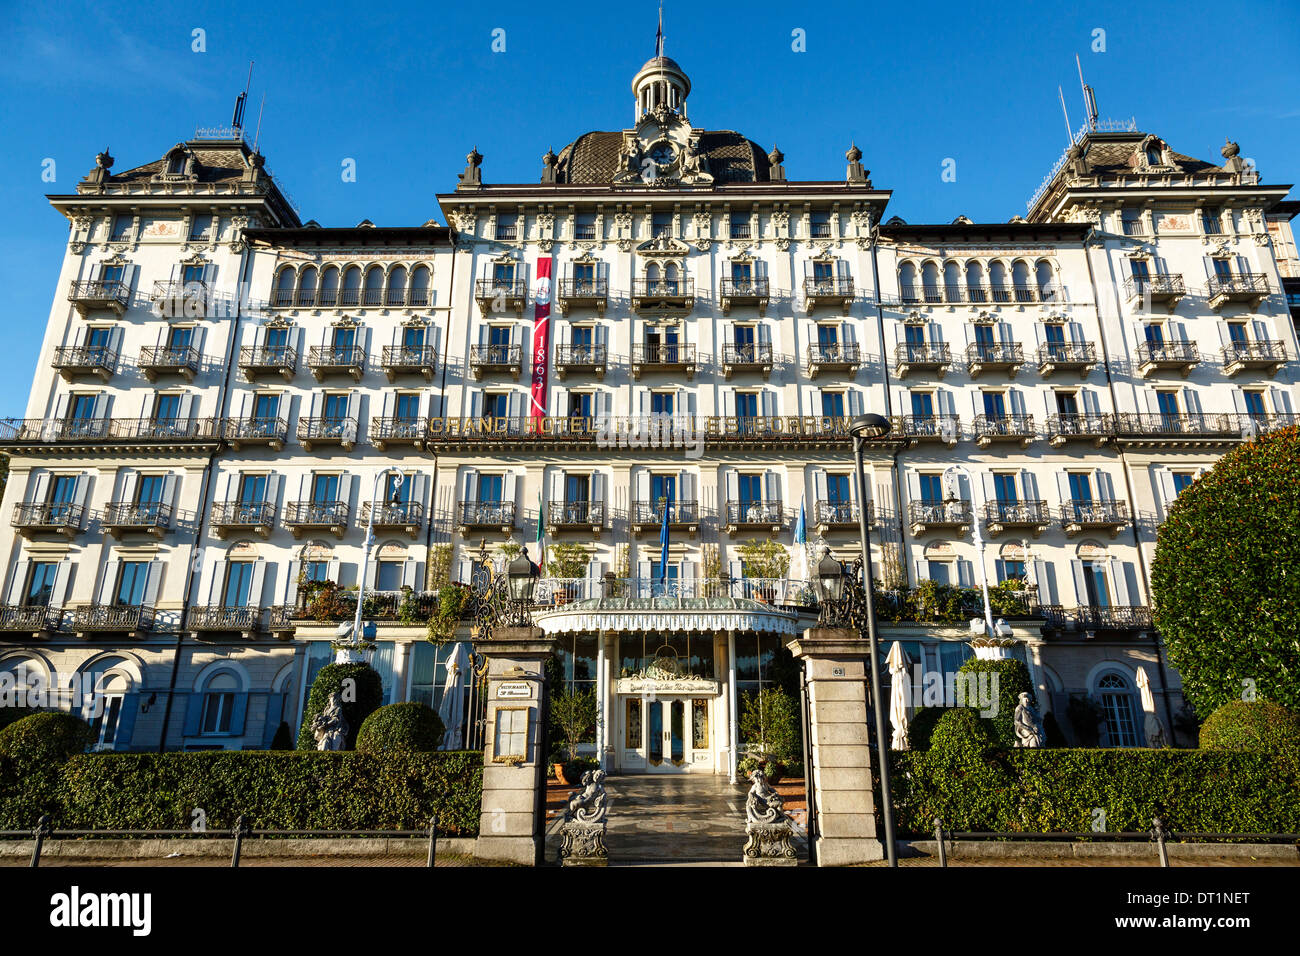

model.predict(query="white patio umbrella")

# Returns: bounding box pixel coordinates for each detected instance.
[1135,666,1168,748]
[886,641,910,751]
[438,642,470,750]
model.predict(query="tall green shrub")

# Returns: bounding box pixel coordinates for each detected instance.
[739,686,802,765]
[356,703,445,753]
[1151,425,1300,714]
[295,662,384,751]
[957,657,1036,748]
[0,712,94,825]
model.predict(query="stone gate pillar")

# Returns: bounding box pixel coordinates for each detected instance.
[787,627,884,866]
[474,626,557,866]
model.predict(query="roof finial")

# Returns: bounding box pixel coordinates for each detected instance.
[656,0,664,58]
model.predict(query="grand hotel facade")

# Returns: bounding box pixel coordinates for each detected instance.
[1,55,1297,771]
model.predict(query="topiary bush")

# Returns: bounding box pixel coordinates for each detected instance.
[356,702,445,753]
[0,712,94,825]
[1199,700,1300,763]
[296,662,384,751]
[957,657,1036,749]
[1151,425,1300,715]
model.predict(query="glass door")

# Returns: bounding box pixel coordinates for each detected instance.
[621,695,713,773]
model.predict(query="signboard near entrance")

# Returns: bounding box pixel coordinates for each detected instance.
[497,681,532,699]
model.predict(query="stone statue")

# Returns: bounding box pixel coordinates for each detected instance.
[742,769,797,865]
[457,147,483,187]
[1013,692,1045,748]
[1144,713,1169,749]
[613,139,645,184]
[745,768,786,824]
[565,769,609,825]
[311,690,349,751]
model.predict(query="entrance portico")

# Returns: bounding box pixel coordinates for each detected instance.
[535,592,806,777]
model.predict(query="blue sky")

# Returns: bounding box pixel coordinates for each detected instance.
[1,0,1298,411]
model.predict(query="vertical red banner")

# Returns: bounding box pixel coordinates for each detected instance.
[529,256,553,428]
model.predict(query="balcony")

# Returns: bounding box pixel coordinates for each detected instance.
[307,345,366,382]
[1241,412,1300,437]
[1035,343,1097,378]
[1135,342,1199,378]
[1207,273,1269,309]
[11,502,84,539]
[631,343,697,379]
[369,417,427,450]
[546,500,606,536]
[381,345,438,383]
[71,604,154,636]
[965,342,1023,378]
[1071,605,1154,633]
[284,500,350,538]
[1123,273,1185,308]
[68,279,129,316]
[1222,340,1287,377]
[469,344,523,380]
[982,500,1051,537]
[360,500,425,538]
[238,345,297,382]
[802,276,854,311]
[630,500,700,536]
[0,605,58,635]
[139,345,200,382]
[900,284,1057,306]
[893,343,951,379]
[211,501,276,539]
[897,414,960,446]
[1061,500,1130,538]
[972,414,1035,447]
[556,278,609,316]
[224,416,288,451]
[908,499,971,537]
[554,344,607,380]
[721,343,774,380]
[1111,413,1245,445]
[719,277,770,317]
[806,343,862,379]
[187,605,260,639]
[102,501,171,539]
[52,345,117,383]
[813,499,873,533]
[631,278,695,317]
[475,278,528,317]
[457,501,515,535]
[150,279,209,318]
[0,417,222,451]
[297,416,359,451]
[1045,413,1113,447]
[724,499,784,535]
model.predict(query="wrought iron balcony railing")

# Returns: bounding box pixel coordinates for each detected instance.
[1206,273,1269,302]
[965,342,1024,373]
[556,278,609,310]
[547,500,606,527]
[718,277,770,315]
[458,501,516,527]
[1110,413,1245,440]
[897,414,961,442]
[631,343,697,367]
[725,499,784,526]
[11,502,84,533]
[806,342,862,377]
[893,343,951,374]
[631,500,700,526]
[211,500,277,530]
[1135,341,1199,368]
[972,414,1035,441]
[139,345,201,379]
[908,499,973,527]
[1045,413,1113,444]
[631,278,695,300]
[813,500,872,527]
[899,283,1057,305]
[369,417,427,447]
[554,344,607,377]
[297,417,359,445]
[1123,273,1185,303]
[187,605,261,633]
[475,278,528,313]
[1072,605,1153,631]
[1222,340,1287,374]
[52,346,118,379]
[150,279,210,316]
[224,416,289,446]
[1035,342,1096,373]
[982,500,1051,530]
[381,345,438,377]
[71,604,154,632]
[469,344,523,369]
[802,276,854,304]
[0,417,221,445]
[103,501,172,532]
[0,605,58,632]
[238,345,298,379]
[284,500,350,527]
[721,343,773,377]
[1061,500,1130,532]
[68,279,129,313]
[306,345,366,376]
[360,500,426,528]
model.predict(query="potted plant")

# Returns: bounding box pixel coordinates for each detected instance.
[737,539,789,603]
[547,542,590,604]
[550,686,597,783]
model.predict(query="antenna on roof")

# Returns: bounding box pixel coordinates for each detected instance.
[253,93,266,154]
[231,60,254,130]
[1076,54,1098,131]
[1058,86,1074,146]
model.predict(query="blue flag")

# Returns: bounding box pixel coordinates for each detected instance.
[793,497,807,547]
[659,498,670,586]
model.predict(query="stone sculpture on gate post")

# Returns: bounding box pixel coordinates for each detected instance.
[742,768,798,866]
[559,769,609,866]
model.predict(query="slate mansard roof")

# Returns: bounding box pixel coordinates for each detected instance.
[554,130,774,185]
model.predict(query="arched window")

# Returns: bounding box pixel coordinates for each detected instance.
[899,262,919,304]
[1035,260,1056,302]
[1098,672,1140,747]
[1145,145,1162,167]
[386,265,408,306]
[409,265,431,307]
[273,268,296,307]
[663,262,680,295]
[988,261,1009,302]
[363,266,385,306]
[965,261,986,303]
[0,656,47,705]
[943,261,962,302]
[199,671,240,735]
[921,262,941,303]
[341,266,363,306]
[166,149,187,175]
[645,262,662,293]
[318,266,340,307]
[79,656,137,751]
[1011,260,1033,302]
[297,266,318,307]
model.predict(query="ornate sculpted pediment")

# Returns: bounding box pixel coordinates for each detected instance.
[635,235,691,257]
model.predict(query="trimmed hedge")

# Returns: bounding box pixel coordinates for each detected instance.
[296,662,384,751]
[891,748,1300,835]
[1199,700,1300,766]
[956,658,1035,749]
[356,703,445,753]
[0,712,95,825]
[0,751,483,834]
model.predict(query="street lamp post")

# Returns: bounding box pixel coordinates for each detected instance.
[848,413,898,868]
[943,464,1012,659]
[336,467,405,664]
